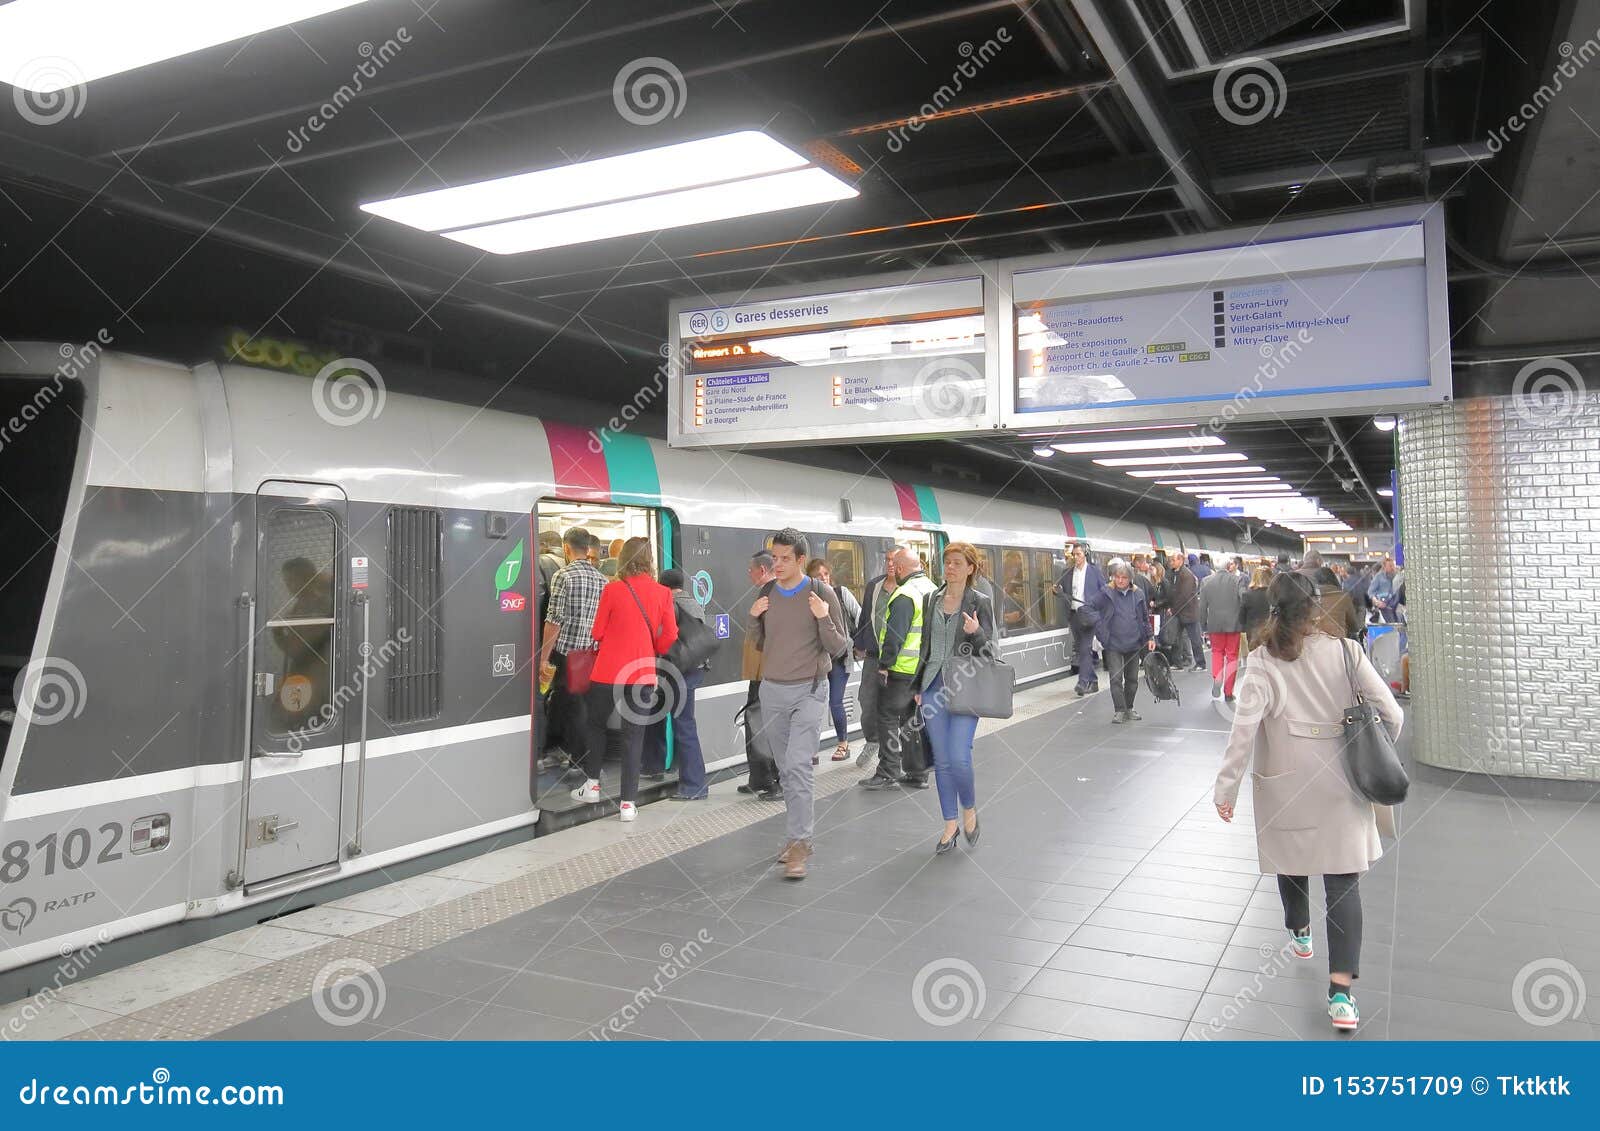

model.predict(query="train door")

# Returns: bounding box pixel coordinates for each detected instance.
[239,481,348,888]
[531,498,672,817]
[896,527,946,582]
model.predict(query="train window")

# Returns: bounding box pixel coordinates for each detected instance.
[825,539,862,598]
[260,509,338,737]
[1034,549,1065,629]
[998,547,1033,634]
[386,506,443,725]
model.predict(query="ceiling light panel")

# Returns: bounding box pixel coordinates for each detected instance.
[1125,466,1266,478]
[361,131,812,233]
[0,0,377,90]
[1094,452,1247,467]
[1052,435,1224,454]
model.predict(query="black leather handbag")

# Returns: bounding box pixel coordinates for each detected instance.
[1338,638,1409,805]
[944,642,1015,719]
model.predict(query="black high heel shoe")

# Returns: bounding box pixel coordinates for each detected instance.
[962,811,980,847]
[935,826,960,855]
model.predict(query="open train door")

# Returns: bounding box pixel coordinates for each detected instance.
[233,480,350,891]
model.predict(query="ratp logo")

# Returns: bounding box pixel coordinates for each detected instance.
[0,896,37,935]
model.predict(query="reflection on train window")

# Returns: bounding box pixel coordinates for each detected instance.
[999,547,1032,634]
[261,508,337,737]
[825,539,862,598]
[1034,550,1064,629]
[536,500,661,582]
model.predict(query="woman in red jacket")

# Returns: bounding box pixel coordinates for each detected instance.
[570,536,679,821]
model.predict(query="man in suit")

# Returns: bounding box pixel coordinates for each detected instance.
[1054,544,1106,695]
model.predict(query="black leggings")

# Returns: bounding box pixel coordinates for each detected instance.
[582,681,652,804]
[1277,873,1363,978]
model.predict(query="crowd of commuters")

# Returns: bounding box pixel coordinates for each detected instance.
[535,524,1409,1030]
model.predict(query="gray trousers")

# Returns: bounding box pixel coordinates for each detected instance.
[758,678,828,843]
[857,654,881,743]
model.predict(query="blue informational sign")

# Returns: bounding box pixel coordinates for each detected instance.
[1198,505,1244,518]
[692,569,714,606]
[713,613,730,639]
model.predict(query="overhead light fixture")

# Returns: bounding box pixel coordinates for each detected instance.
[1053,435,1223,454]
[1373,415,1398,432]
[1156,477,1282,487]
[1376,486,1394,497]
[1173,483,1293,494]
[0,0,377,90]
[1095,452,1247,467]
[1125,466,1266,478]
[1032,446,1055,459]
[362,131,857,254]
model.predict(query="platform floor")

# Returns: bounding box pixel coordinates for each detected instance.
[10,671,1599,1042]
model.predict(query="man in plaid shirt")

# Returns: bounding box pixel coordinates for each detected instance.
[539,527,604,766]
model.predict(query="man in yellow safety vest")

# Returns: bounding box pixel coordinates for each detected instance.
[861,545,937,790]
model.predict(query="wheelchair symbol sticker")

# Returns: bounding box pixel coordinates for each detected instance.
[692,570,714,606]
[713,614,730,639]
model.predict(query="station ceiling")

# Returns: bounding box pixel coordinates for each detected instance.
[0,0,1593,534]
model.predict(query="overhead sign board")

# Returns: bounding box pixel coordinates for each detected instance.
[667,266,1001,448]
[1000,205,1450,429]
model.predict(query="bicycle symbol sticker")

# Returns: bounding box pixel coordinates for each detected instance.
[491,643,516,678]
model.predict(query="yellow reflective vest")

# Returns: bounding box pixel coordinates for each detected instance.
[879,573,936,675]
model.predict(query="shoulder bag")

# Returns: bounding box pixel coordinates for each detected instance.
[1338,638,1409,806]
[943,628,1015,719]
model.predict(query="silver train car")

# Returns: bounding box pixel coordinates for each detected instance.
[0,342,1253,985]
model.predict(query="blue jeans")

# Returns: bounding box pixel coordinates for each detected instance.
[922,674,979,821]
[826,658,849,743]
[644,669,707,797]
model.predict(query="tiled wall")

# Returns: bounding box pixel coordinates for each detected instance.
[1400,398,1600,781]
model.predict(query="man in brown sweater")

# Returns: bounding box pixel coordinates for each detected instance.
[751,527,849,879]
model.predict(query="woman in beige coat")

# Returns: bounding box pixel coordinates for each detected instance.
[1214,572,1403,1032]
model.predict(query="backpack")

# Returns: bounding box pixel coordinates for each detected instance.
[666,598,720,672]
[1142,650,1181,704]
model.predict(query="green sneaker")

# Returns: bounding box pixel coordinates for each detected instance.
[1328,991,1358,1031]
[1290,930,1313,959]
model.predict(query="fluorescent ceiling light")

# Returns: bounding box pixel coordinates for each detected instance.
[1095,452,1247,467]
[0,0,376,90]
[1053,435,1224,454]
[1156,477,1281,487]
[1377,487,1394,497]
[1174,483,1293,494]
[1126,466,1265,478]
[1373,415,1397,432]
[362,132,810,232]
[362,131,857,254]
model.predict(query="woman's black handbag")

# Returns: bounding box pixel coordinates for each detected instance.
[943,643,1015,719]
[1338,639,1409,805]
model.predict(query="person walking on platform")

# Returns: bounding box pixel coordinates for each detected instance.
[1166,551,1206,671]
[1053,544,1105,696]
[1199,556,1245,704]
[808,557,861,763]
[1213,572,1402,1032]
[750,528,850,879]
[539,527,604,778]
[853,549,901,770]
[1367,557,1400,622]
[738,549,781,799]
[1086,562,1154,723]
[917,542,993,854]
[861,546,937,791]
[575,538,678,821]
[1129,554,1154,598]
[1240,565,1273,650]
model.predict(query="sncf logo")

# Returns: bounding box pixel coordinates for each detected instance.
[0,896,36,934]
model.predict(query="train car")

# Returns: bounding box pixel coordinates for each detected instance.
[0,342,1185,984]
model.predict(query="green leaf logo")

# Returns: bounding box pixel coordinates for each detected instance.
[495,539,525,592]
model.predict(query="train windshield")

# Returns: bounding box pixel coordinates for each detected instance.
[0,375,85,745]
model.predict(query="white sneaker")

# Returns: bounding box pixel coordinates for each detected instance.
[619,801,637,822]
[571,779,600,803]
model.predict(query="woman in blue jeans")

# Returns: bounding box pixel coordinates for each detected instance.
[914,541,995,854]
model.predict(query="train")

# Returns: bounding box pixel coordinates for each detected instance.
[0,339,1270,987]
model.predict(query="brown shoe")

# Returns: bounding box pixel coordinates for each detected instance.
[782,840,812,880]
[777,839,798,864]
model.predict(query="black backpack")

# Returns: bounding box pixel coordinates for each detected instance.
[665,598,720,672]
